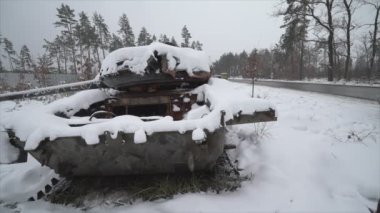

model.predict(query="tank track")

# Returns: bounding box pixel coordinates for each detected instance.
[36,150,248,206]
[27,177,65,202]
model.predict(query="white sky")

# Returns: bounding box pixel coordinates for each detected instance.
[0,0,376,64]
[0,0,284,62]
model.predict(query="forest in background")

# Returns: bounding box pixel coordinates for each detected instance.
[0,0,379,92]
[213,0,380,82]
[0,3,202,90]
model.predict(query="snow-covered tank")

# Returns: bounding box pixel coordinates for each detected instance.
[1,43,276,177]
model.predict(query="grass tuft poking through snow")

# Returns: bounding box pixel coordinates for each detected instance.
[46,152,249,208]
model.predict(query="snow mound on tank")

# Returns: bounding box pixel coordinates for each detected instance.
[0,79,275,151]
[100,42,210,76]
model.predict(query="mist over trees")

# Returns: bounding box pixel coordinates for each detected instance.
[0,3,204,84]
[213,0,380,82]
[0,1,378,90]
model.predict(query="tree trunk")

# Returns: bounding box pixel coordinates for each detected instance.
[299,40,304,80]
[336,54,341,80]
[369,6,379,80]
[343,0,352,81]
[63,48,68,74]
[71,47,77,74]
[56,55,61,73]
[87,48,92,78]
[79,44,84,70]
[102,47,106,59]
[95,47,101,69]
[22,61,26,72]
[309,0,335,81]
[7,52,14,71]
[327,0,335,81]
[68,24,77,74]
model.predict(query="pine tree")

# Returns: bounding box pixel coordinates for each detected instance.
[19,45,33,72]
[43,38,62,73]
[118,13,135,47]
[57,35,69,73]
[239,51,249,77]
[54,3,78,73]
[93,12,110,59]
[181,25,192,47]
[278,0,309,80]
[170,36,178,46]
[159,34,170,43]
[137,27,151,46]
[35,54,53,87]
[196,41,203,50]
[0,34,3,71]
[191,41,203,50]
[151,35,157,42]
[73,23,84,69]
[109,33,123,52]
[78,11,97,72]
[3,38,17,71]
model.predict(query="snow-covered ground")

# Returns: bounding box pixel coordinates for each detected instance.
[230,76,380,87]
[0,81,379,212]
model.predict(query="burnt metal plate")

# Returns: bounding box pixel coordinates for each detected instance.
[226,109,277,125]
[11,129,226,177]
[100,71,209,91]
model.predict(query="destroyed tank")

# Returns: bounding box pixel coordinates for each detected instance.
[1,42,276,177]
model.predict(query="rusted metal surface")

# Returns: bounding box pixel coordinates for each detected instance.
[100,70,209,91]
[103,90,198,120]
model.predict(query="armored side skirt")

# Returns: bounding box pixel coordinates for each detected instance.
[12,129,226,177]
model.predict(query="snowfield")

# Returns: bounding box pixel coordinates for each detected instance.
[0,81,379,212]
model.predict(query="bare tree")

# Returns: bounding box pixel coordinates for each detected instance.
[342,0,355,80]
[363,0,380,79]
[35,54,53,87]
[306,0,336,81]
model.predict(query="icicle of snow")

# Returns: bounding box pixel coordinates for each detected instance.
[173,104,180,112]
[134,128,147,144]
[192,128,206,143]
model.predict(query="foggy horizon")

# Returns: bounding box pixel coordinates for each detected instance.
[0,0,286,63]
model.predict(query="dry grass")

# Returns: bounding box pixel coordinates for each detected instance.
[46,151,250,208]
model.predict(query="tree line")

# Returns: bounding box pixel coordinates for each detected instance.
[0,3,203,86]
[213,0,380,82]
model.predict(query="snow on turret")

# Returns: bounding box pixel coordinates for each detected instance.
[100,42,210,77]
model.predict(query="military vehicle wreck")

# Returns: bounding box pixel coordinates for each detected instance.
[1,42,276,177]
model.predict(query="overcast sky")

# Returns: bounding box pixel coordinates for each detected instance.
[0,0,285,61]
[0,0,375,63]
